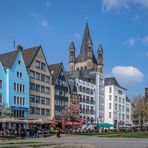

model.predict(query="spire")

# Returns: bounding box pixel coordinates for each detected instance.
[77,21,96,63]
[81,21,93,51]
[97,44,103,54]
[69,41,75,51]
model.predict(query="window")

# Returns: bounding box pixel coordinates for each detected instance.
[30,95,35,102]
[17,83,19,92]
[14,83,16,91]
[115,103,117,110]
[109,95,112,101]
[109,103,112,109]
[59,90,63,96]
[30,107,35,114]
[41,63,45,70]
[45,76,50,83]
[118,90,122,95]
[41,97,45,104]
[109,112,111,118]
[36,108,40,114]
[21,111,24,117]
[36,96,40,103]
[17,72,19,78]
[41,86,45,93]
[36,84,40,92]
[109,87,112,93]
[119,105,121,111]
[46,109,50,115]
[122,106,124,111]
[20,73,22,78]
[45,87,50,94]
[41,108,45,115]
[119,113,121,119]
[126,107,129,113]
[36,72,40,80]
[30,71,35,78]
[0,93,2,103]
[0,80,2,89]
[20,84,22,92]
[122,114,124,120]
[119,97,121,102]
[23,85,25,93]
[23,98,25,105]
[18,60,21,64]
[30,83,35,90]
[17,97,19,105]
[115,96,117,101]
[123,98,125,103]
[36,60,40,68]
[46,98,50,105]
[41,74,45,81]
[19,97,22,105]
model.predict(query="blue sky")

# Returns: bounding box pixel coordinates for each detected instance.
[0,0,148,97]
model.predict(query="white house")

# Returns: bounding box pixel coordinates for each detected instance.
[104,77,129,128]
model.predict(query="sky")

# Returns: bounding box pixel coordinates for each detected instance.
[0,0,148,98]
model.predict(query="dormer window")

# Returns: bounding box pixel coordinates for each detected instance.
[18,60,21,64]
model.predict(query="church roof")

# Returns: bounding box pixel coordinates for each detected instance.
[76,22,97,64]
[0,50,19,68]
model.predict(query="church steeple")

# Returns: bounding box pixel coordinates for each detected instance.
[69,41,76,71]
[97,44,104,73]
[68,21,99,71]
[76,21,97,64]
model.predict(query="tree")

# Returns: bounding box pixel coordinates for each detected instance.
[132,95,148,129]
[0,104,13,118]
[57,104,81,122]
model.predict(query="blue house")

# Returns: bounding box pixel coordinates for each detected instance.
[0,45,29,123]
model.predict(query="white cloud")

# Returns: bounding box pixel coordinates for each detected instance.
[102,0,129,11]
[102,0,148,11]
[41,18,49,28]
[122,37,138,46]
[74,33,81,39]
[112,66,144,85]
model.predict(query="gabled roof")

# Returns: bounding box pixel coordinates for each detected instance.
[105,77,127,90]
[76,22,97,64]
[0,50,19,68]
[48,63,63,84]
[22,46,41,67]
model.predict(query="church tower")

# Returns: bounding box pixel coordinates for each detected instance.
[97,44,104,73]
[69,41,75,71]
[68,21,104,73]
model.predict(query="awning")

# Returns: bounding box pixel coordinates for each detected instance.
[0,118,28,123]
[96,123,113,128]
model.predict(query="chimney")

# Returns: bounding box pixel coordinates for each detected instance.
[17,45,23,52]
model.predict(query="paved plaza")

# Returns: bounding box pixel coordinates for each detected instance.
[0,135,148,148]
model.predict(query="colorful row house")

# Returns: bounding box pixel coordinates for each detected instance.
[0,46,29,129]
